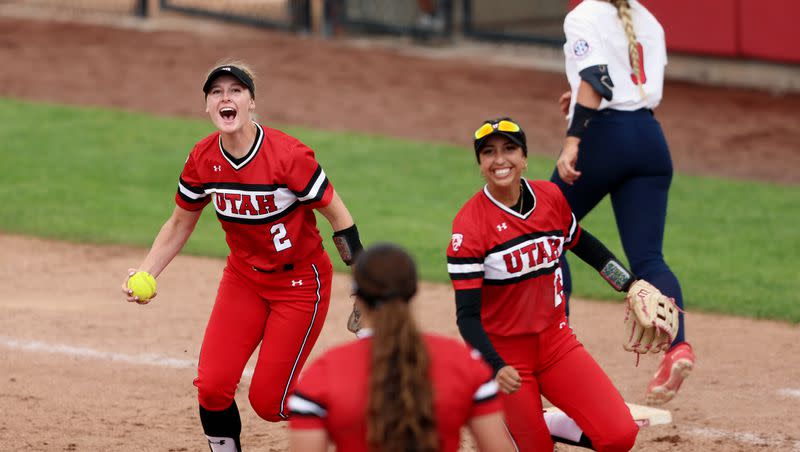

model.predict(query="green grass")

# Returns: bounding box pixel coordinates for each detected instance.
[2,98,798,322]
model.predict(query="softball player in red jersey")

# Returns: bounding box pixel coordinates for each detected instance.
[121,60,362,452]
[554,0,694,405]
[448,118,640,451]
[288,243,514,452]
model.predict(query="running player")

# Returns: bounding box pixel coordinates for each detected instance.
[448,117,642,451]
[120,60,362,452]
[552,0,694,404]
[288,243,514,452]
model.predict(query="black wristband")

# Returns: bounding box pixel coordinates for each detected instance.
[566,103,599,139]
[332,224,363,266]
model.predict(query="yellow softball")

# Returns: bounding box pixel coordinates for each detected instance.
[127,271,157,302]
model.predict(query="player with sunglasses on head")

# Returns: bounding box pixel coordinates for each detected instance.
[121,59,362,451]
[552,0,694,405]
[288,243,514,452]
[447,117,679,451]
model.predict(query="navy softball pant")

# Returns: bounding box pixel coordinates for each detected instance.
[550,108,685,345]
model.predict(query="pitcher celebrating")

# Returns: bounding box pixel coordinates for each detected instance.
[121,59,362,451]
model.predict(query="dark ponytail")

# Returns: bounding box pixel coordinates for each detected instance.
[353,244,437,452]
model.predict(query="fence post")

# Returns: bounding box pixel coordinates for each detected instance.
[136,0,148,17]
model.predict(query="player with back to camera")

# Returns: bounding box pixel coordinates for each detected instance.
[288,243,516,452]
[552,0,694,405]
[120,59,362,452]
[447,117,679,451]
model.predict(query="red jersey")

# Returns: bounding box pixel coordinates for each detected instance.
[288,334,501,452]
[175,123,334,271]
[447,179,581,334]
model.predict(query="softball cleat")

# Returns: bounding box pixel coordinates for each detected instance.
[645,342,695,405]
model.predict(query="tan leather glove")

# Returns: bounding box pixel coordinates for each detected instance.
[623,280,680,354]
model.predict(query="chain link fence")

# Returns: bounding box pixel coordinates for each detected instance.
[0,0,146,16]
[462,0,568,45]
[160,0,304,30]
[327,0,453,38]
[0,0,571,46]
[326,0,566,44]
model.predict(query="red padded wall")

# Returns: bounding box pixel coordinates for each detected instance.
[641,0,738,57]
[739,0,800,63]
[566,0,799,63]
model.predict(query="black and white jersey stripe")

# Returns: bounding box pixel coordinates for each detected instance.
[176,165,329,225]
[177,177,207,205]
[448,231,569,286]
[564,212,578,247]
[296,165,330,205]
[474,378,499,404]
[447,256,485,281]
[287,392,327,418]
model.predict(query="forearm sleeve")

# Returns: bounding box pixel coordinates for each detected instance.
[570,228,635,292]
[569,228,613,271]
[455,288,506,374]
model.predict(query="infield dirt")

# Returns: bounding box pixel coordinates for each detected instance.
[1,13,799,452]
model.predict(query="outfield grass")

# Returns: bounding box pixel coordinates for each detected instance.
[2,98,798,322]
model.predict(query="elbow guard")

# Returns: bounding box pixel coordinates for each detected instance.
[578,64,614,101]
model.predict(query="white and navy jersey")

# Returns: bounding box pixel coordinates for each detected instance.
[176,123,333,271]
[288,333,501,452]
[564,0,667,116]
[447,180,581,335]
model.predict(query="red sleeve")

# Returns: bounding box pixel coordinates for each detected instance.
[175,149,211,211]
[288,354,330,430]
[286,141,334,209]
[466,348,503,418]
[447,206,485,291]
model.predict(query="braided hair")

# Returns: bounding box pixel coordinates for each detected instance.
[610,0,647,99]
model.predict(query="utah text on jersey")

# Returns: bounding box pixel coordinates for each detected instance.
[448,231,567,286]
[177,166,329,224]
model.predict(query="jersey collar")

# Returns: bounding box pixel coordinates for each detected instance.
[482,179,536,220]
[218,122,264,171]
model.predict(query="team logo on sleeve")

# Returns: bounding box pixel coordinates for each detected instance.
[451,233,464,252]
[573,39,591,58]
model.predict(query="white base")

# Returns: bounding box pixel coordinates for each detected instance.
[544,402,672,428]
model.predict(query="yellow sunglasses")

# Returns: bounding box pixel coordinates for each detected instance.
[474,119,521,140]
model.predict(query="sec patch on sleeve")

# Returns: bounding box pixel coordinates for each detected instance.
[572,38,591,58]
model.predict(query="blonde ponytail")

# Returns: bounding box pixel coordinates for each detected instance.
[610,0,646,99]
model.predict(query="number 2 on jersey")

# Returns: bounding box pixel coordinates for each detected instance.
[270,223,292,251]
